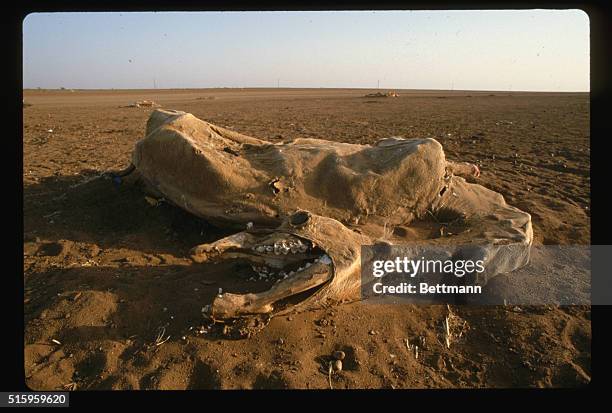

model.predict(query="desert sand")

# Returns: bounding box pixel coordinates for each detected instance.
[23,88,590,389]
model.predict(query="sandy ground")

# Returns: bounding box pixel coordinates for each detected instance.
[23,88,590,389]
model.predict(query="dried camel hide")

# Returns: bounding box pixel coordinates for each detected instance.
[113,109,533,325]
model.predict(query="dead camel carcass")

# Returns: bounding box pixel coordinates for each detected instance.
[364,91,399,98]
[121,100,160,108]
[111,109,532,325]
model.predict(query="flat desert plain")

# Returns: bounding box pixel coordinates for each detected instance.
[23,88,590,389]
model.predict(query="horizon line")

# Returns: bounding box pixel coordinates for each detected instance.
[22,86,590,93]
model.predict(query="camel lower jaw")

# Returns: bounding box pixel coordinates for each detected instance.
[207,257,333,319]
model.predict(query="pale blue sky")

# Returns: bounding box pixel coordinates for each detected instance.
[22,10,590,92]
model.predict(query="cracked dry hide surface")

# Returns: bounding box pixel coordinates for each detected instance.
[23,89,589,389]
[133,109,448,231]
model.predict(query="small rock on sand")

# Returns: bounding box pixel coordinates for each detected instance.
[333,360,343,372]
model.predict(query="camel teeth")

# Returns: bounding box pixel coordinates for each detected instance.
[284,274,289,279]
[255,246,265,253]
[305,262,312,268]
[274,244,281,254]
[265,246,274,253]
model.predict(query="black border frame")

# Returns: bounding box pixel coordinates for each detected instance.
[8,0,611,404]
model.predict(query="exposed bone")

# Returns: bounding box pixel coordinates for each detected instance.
[190,230,319,271]
[192,212,370,320]
[190,232,257,263]
[210,260,333,318]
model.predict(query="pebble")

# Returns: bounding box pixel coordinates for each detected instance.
[333,360,343,372]
[333,351,345,360]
